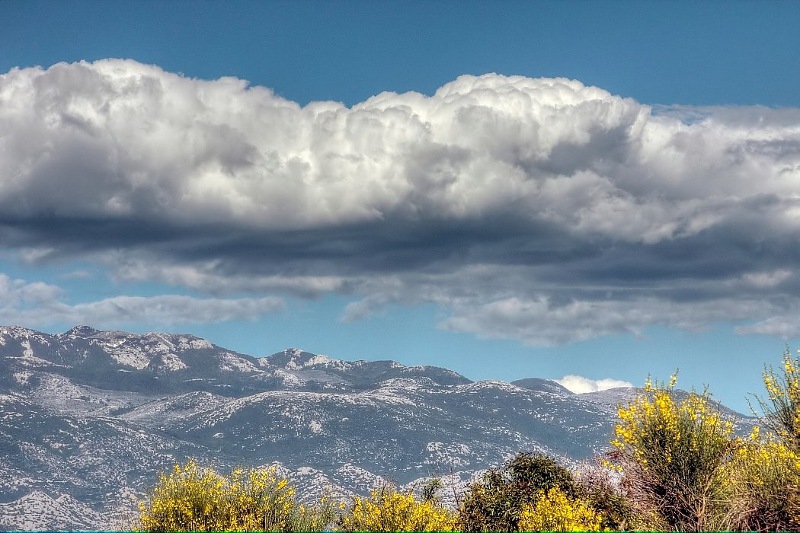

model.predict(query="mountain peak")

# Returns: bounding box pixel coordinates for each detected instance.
[266,348,336,370]
[63,325,99,337]
[0,325,38,339]
[511,377,573,395]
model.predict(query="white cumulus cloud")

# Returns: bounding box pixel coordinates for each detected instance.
[1,60,800,344]
[4,60,798,240]
[556,375,634,394]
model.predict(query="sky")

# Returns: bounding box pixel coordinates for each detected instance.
[1,0,800,413]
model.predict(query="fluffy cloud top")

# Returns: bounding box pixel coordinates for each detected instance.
[556,375,634,394]
[1,60,800,342]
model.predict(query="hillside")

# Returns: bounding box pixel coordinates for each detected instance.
[0,326,754,530]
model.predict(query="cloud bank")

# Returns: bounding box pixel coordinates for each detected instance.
[1,60,800,342]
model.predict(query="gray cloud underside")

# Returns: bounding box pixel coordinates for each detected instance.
[0,274,284,328]
[1,60,800,343]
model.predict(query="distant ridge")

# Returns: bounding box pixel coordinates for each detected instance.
[0,325,755,530]
[512,377,574,395]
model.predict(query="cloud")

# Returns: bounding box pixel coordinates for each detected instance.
[436,285,782,345]
[1,60,800,343]
[556,375,634,394]
[736,317,799,338]
[0,274,284,328]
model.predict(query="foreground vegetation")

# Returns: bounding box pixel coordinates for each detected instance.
[138,348,800,531]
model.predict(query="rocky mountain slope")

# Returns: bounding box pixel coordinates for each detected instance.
[0,325,753,530]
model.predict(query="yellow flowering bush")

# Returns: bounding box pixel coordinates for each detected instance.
[724,348,800,530]
[224,466,298,531]
[138,460,334,532]
[138,460,227,531]
[753,347,800,449]
[518,487,604,532]
[610,375,735,531]
[338,485,457,532]
[724,429,800,531]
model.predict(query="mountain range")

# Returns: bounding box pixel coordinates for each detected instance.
[0,325,753,530]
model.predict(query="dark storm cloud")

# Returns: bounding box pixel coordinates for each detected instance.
[2,60,800,343]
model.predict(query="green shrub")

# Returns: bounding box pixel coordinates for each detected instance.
[458,452,577,532]
[575,462,635,531]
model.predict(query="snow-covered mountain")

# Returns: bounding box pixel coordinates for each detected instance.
[0,325,753,530]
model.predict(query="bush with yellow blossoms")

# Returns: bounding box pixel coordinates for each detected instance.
[138,460,227,531]
[723,427,800,531]
[753,347,800,449]
[610,375,735,531]
[338,485,457,532]
[138,460,334,532]
[517,487,604,532]
[722,348,800,531]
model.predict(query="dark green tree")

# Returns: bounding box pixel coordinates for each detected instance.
[458,452,576,532]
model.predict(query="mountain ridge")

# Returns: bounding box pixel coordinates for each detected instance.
[0,325,754,530]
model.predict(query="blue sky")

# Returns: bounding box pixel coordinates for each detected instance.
[2,0,800,412]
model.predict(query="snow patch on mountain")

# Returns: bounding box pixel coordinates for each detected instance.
[103,341,152,370]
[177,336,214,351]
[334,463,387,494]
[0,491,106,531]
[157,351,188,371]
[12,371,32,385]
[217,351,260,373]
